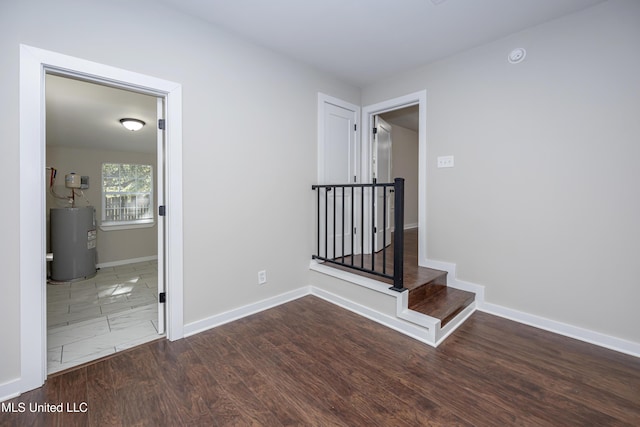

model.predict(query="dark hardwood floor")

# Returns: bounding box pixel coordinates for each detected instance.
[2,296,639,426]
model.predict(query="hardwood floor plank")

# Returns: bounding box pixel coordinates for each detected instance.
[260,302,471,426]
[460,313,640,403]
[299,296,632,425]
[53,368,88,427]
[109,345,183,426]
[2,296,639,426]
[298,296,539,425]
[189,329,286,426]
[175,331,260,426]
[223,342,331,424]
[86,361,122,427]
[216,318,353,426]
[146,339,219,426]
[443,327,640,425]
[447,313,640,424]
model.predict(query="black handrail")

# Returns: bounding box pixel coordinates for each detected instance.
[311,178,405,292]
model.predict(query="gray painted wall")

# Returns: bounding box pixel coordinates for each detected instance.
[362,0,640,344]
[0,0,359,386]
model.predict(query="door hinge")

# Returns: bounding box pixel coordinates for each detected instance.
[354,123,357,131]
[158,119,166,130]
[373,227,377,233]
[159,292,166,303]
[354,227,357,235]
[354,175,357,183]
[159,205,166,216]
[373,127,378,135]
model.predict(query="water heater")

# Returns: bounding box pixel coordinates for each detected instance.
[50,206,97,281]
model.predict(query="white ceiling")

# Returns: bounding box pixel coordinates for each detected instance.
[159,0,606,87]
[46,0,606,153]
[46,74,157,153]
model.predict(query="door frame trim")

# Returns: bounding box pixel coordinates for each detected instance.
[19,44,184,392]
[372,115,393,252]
[362,90,427,264]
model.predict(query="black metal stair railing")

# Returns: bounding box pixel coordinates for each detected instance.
[311,178,405,292]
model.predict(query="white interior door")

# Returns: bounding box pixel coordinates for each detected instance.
[373,116,392,252]
[318,96,358,259]
[156,97,166,334]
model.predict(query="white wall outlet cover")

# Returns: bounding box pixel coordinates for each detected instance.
[508,48,526,64]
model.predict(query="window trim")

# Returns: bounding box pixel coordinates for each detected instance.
[99,219,155,231]
[101,162,155,231]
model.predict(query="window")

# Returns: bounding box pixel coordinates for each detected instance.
[101,163,154,230]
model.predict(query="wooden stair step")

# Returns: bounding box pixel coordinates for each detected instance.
[409,286,475,327]
[317,228,475,331]
[403,268,448,292]
[407,274,448,307]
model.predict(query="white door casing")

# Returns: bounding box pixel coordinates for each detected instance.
[156,97,166,335]
[373,116,393,252]
[361,90,427,264]
[317,93,360,258]
[19,45,184,393]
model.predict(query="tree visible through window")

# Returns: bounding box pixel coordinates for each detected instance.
[102,163,153,225]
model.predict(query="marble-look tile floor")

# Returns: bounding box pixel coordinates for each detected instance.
[47,260,163,374]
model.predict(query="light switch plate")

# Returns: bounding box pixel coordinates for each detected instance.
[437,155,454,168]
[258,270,267,285]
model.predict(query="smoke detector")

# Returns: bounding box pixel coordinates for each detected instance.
[508,48,526,64]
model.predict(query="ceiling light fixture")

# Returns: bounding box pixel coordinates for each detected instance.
[119,118,145,131]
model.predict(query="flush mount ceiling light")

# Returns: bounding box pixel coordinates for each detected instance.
[119,118,145,131]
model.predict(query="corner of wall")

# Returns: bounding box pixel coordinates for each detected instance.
[0,378,21,403]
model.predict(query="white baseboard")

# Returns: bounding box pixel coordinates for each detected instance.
[0,378,21,403]
[182,258,640,358]
[182,281,440,348]
[422,257,640,357]
[97,255,158,269]
[423,258,485,305]
[310,287,437,346]
[480,303,640,358]
[435,301,477,346]
[183,287,310,337]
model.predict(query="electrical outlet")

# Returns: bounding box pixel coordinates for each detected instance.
[437,155,454,168]
[258,270,267,285]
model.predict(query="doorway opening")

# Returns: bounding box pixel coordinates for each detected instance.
[362,90,427,266]
[377,105,419,234]
[45,74,163,373]
[19,44,184,393]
